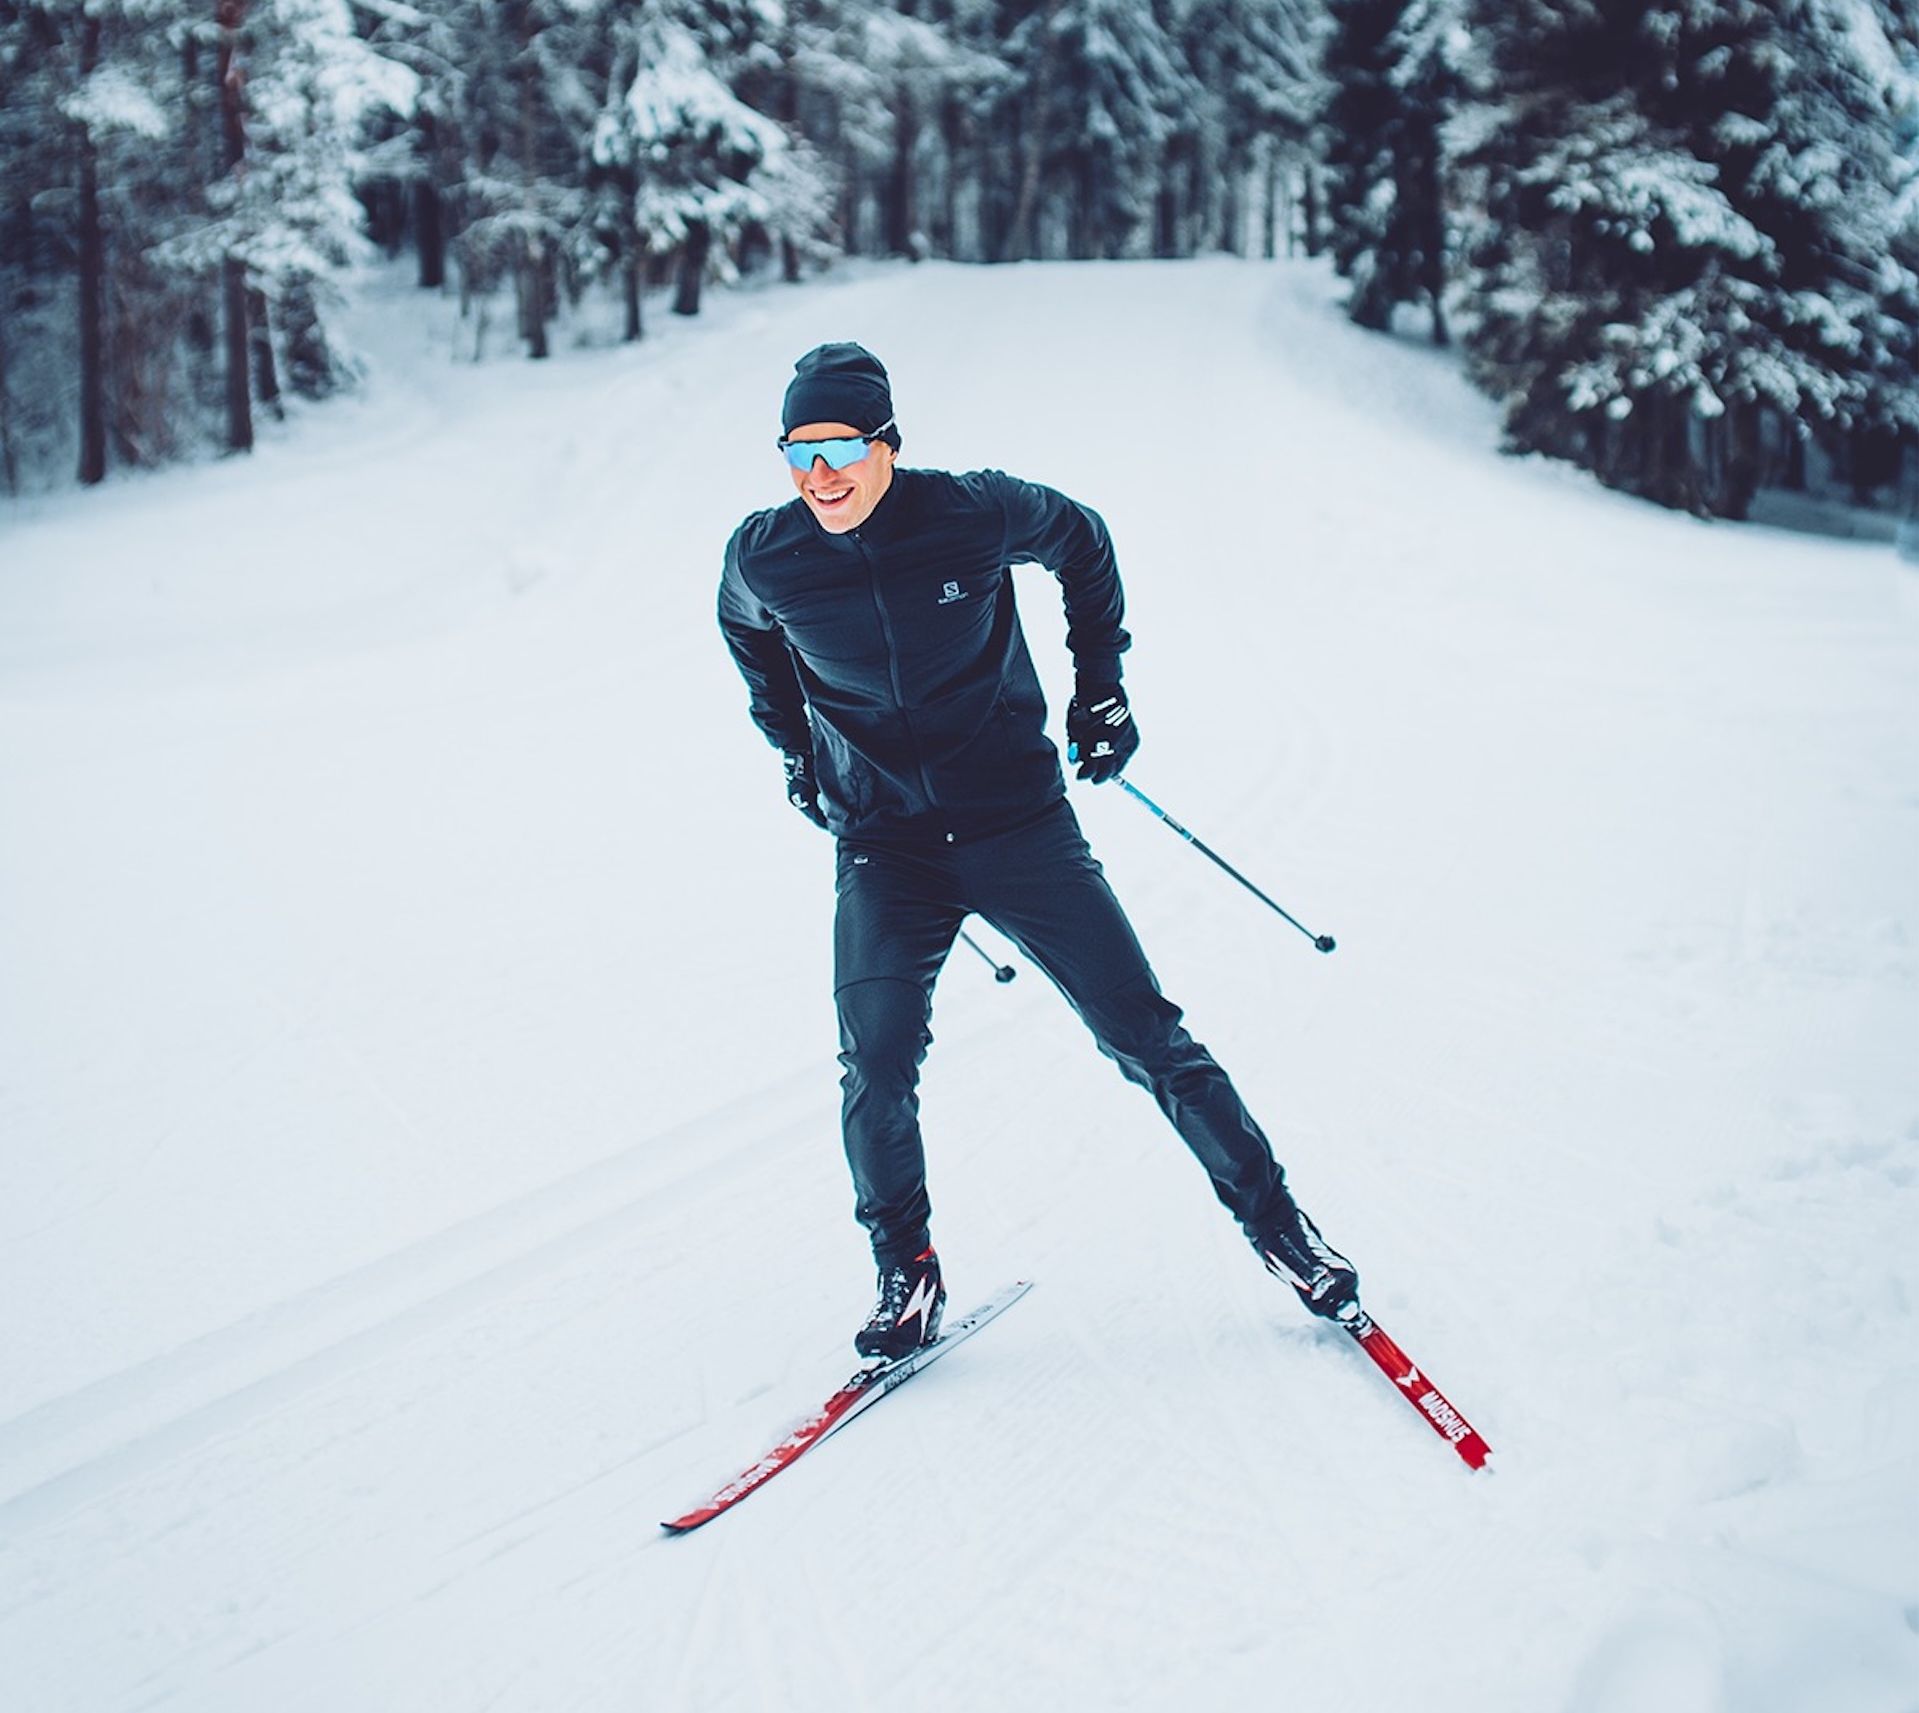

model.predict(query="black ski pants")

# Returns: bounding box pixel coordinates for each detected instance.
[833,799,1292,1267]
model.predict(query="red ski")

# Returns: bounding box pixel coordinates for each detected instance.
[662,1280,1033,1533]
[1344,1312,1492,1470]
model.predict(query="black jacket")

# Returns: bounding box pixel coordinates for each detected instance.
[719,467,1130,845]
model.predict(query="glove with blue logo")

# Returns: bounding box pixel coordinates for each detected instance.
[1066,682,1139,784]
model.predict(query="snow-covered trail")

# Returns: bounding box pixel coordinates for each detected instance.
[2,259,1917,1713]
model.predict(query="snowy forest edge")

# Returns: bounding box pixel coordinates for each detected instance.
[2,0,1917,526]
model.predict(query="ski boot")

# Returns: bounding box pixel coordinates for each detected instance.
[855,1246,946,1361]
[1256,1195,1361,1323]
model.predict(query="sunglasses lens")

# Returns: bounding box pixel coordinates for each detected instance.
[783,437,868,471]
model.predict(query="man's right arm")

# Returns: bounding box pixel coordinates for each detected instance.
[718,525,812,753]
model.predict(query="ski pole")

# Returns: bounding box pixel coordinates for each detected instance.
[959,927,1017,982]
[1113,776,1337,954]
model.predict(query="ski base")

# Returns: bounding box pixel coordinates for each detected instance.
[1344,1311,1492,1470]
[662,1279,1033,1533]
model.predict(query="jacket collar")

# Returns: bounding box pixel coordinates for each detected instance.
[799,466,912,548]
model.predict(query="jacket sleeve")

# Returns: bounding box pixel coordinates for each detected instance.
[718,525,813,753]
[995,472,1132,685]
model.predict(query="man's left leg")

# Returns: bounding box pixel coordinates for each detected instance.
[833,841,962,1356]
[970,804,1359,1318]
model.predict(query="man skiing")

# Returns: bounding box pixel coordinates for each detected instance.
[719,342,1360,1361]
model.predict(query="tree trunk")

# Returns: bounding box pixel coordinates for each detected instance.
[282,277,336,397]
[416,180,446,289]
[1179,138,1202,254]
[1284,147,1300,257]
[1302,160,1323,258]
[363,180,404,252]
[1154,139,1181,259]
[623,249,644,342]
[515,25,549,357]
[837,153,860,252]
[1717,402,1761,521]
[247,285,282,418]
[887,90,919,258]
[980,151,1006,262]
[939,95,964,258]
[1652,393,1705,516]
[222,258,252,449]
[76,14,108,485]
[1005,0,1063,264]
[1006,137,1043,262]
[1073,154,1096,259]
[773,18,805,279]
[1781,414,1807,491]
[216,0,253,454]
[520,236,550,358]
[1262,137,1280,260]
[1413,129,1448,347]
[1847,423,1902,504]
[0,303,17,495]
[673,220,710,316]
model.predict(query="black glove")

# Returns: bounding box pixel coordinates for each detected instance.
[782,749,829,828]
[1065,682,1139,783]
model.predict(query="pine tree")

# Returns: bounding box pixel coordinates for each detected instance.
[175,0,399,432]
[248,0,414,398]
[385,0,590,358]
[1384,0,1458,340]
[998,0,1195,260]
[1319,0,1398,292]
[811,3,1001,259]
[1,1,189,483]
[590,11,821,320]
[1318,0,1455,341]
[1173,0,1317,256]
[1456,0,1919,517]
[0,0,403,482]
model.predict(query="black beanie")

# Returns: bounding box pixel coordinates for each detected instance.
[782,343,900,449]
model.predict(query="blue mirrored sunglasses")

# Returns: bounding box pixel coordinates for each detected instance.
[777,419,895,472]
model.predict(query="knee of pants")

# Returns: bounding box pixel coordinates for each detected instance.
[836,978,932,1086]
[1080,974,1200,1083]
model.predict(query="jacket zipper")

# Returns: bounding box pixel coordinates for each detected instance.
[853,529,938,811]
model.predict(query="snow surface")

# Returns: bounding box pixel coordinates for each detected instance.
[2,257,1917,1713]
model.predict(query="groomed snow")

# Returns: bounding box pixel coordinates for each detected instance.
[2,257,1916,1713]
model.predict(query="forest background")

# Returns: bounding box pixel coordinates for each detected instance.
[2,0,1917,522]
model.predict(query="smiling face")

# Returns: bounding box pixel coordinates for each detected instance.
[786,422,896,533]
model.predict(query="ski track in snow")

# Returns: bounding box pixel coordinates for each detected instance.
[3,258,1918,1712]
